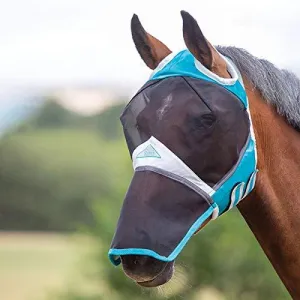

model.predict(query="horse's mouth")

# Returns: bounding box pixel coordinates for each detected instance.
[136,261,174,288]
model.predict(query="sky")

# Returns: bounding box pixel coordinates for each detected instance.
[1,0,300,91]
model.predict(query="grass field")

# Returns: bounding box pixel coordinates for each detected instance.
[0,232,91,300]
[0,232,223,300]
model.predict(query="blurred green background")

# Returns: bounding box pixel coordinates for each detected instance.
[0,99,289,300]
[1,1,298,299]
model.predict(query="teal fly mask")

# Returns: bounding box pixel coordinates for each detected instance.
[108,48,258,266]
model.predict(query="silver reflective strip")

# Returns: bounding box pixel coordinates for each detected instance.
[133,136,215,196]
[135,165,214,205]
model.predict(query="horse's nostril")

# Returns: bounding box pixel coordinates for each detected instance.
[122,255,158,268]
[120,255,167,281]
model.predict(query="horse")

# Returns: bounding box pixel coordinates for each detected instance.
[109,11,300,298]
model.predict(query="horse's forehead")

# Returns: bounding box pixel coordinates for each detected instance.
[157,94,173,120]
[138,78,208,124]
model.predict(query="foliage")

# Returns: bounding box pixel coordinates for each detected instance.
[16,99,126,140]
[84,103,126,140]
[0,129,114,231]
[0,99,125,231]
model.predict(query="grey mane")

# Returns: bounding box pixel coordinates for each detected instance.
[216,46,300,130]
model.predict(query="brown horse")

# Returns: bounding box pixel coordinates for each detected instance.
[111,11,300,298]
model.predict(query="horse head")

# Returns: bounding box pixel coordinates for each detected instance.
[108,11,257,288]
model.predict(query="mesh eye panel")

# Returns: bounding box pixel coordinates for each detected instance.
[110,171,210,260]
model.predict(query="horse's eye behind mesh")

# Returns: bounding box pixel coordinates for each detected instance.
[188,113,216,130]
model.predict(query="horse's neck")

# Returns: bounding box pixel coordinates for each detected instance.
[237,81,300,299]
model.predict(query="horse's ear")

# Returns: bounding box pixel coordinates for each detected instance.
[131,14,172,70]
[180,11,213,70]
[180,11,230,78]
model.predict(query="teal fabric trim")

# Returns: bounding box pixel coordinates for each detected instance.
[108,204,216,266]
[149,50,248,108]
[212,138,257,214]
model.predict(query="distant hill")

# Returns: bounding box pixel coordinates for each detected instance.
[13,98,126,141]
[0,90,45,134]
[0,83,131,135]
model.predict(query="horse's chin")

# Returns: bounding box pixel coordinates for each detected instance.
[136,261,174,288]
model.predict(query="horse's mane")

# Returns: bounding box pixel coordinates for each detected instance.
[216,46,300,130]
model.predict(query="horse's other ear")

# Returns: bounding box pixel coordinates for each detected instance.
[131,14,172,70]
[180,10,213,70]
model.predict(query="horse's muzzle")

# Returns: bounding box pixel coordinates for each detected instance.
[121,255,174,287]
